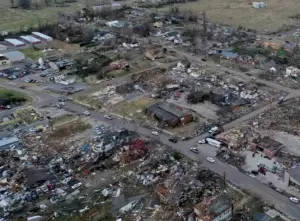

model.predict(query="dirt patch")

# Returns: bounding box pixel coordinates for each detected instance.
[49,119,91,140]
[111,97,156,120]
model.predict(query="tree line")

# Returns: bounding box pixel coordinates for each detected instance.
[10,0,76,9]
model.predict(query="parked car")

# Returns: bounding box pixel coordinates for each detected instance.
[289,197,299,204]
[104,115,113,120]
[169,137,178,143]
[206,157,215,163]
[190,147,199,154]
[151,131,159,136]
[198,139,206,144]
[83,111,90,116]
[251,170,259,175]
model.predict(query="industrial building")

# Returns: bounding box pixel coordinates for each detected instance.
[20,35,41,44]
[146,102,193,127]
[31,32,53,41]
[4,38,25,47]
[0,51,25,65]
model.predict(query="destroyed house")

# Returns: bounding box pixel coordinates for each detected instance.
[23,168,56,188]
[146,102,193,127]
[0,136,19,149]
[252,137,283,159]
[155,182,183,206]
[193,193,233,221]
[155,176,204,206]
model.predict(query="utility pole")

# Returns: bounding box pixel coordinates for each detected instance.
[223,171,227,189]
[202,11,208,56]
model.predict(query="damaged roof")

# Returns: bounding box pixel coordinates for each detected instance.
[194,192,232,220]
[288,164,300,183]
[23,168,56,187]
[256,136,284,152]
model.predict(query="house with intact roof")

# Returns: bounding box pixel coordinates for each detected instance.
[146,102,193,127]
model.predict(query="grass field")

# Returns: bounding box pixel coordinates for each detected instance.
[156,0,300,33]
[111,97,156,120]
[0,0,97,32]
[21,48,44,60]
[2,0,300,33]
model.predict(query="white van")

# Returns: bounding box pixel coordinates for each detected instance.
[206,138,222,148]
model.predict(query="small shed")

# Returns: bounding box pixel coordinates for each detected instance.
[3,51,25,62]
[0,44,7,51]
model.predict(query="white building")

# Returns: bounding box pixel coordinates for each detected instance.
[31,32,53,41]
[20,35,41,44]
[4,39,25,47]
[286,66,300,77]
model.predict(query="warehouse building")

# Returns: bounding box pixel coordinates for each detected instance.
[0,51,25,65]
[4,38,25,47]
[31,32,53,41]
[20,35,41,44]
[146,102,193,127]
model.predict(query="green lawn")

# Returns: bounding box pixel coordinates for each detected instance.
[21,48,44,60]
[0,0,98,32]
[0,88,27,103]
[52,115,78,127]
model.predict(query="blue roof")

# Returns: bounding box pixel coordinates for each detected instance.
[0,136,19,148]
[220,51,239,58]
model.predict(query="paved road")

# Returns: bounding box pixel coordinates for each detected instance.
[0,81,63,118]
[63,101,300,220]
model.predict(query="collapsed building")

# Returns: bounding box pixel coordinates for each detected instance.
[146,102,193,127]
[251,136,284,159]
[189,193,233,221]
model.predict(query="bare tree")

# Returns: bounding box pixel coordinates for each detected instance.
[44,0,52,6]
[10,0,15,8]
[19,0,31,9]
[202,11,208,56]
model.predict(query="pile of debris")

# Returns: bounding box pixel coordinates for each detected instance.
[216,148,246,168]
[216,128,250,150]
[251,97,300,136]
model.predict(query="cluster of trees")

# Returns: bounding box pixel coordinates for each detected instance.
[10,0,77,9]
[0,91,26,106]
[74,53,112,79]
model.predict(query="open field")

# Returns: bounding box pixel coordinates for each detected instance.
[156,0,300,33]
[0,0,97,32]
[111,97,156,120]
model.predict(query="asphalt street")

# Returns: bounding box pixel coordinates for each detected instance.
[63,101,300,220]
